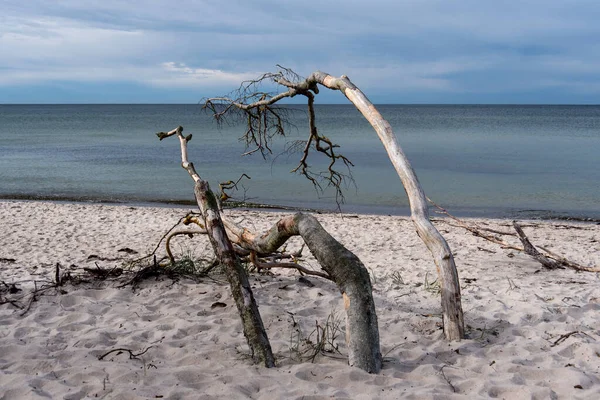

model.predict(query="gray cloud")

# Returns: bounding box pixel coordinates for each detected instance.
[1,0,599,102]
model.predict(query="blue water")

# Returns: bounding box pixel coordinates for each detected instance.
[1,104,599,219]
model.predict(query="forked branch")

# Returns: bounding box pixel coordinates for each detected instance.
[204,68,355,205]
[429,199,600,272]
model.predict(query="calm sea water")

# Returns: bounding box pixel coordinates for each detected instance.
[1,104,599,219]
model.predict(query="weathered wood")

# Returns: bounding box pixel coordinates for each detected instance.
[160,124,380,371]
[431,201,600,272]
[295,214,382,373]
[513,221,564,270]
[303,72,464,341]
[194,182,275,367]
[158,126,275,367]
[224,212,382,373]
[206,70,465,341]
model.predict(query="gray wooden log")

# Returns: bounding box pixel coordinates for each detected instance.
[158,126,275,367]
[194,182,275,367]
[224,213,382,373]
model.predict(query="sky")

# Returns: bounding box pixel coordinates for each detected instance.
[1,0,599,104]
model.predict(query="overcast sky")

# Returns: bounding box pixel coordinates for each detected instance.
[1,0,599,104]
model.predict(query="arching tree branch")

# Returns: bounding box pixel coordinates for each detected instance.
[204,68,464,341]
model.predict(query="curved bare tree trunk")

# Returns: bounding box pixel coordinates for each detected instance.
[306,72,464,340]
[223,213,382,373]
[295,214,382,373]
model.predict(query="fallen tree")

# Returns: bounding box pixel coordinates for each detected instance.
[158,126,382,373]
[203,68,464,340]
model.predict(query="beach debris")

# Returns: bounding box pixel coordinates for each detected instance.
[117,247,138,254]
[439,365,457,393]
[203,66,464,343]
[157,120,383,372]
[1,278,60,316]
[0,281,21,294]
[513,222,564,269]
[158,125,275,368]
[0,257,16,263]
[82,263,123,279]
[87,254,121,262]
[550,330,596,347]
[98,346,154,361]
[428,198,600,273]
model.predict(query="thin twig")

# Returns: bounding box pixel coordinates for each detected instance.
[249,251,331,280]
[440,365,457,393]
[98,346,154,360]
[551,331,582,347]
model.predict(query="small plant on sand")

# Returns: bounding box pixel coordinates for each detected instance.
[168,252,200,275]
[390,271,405,285]
[289,310,344,363]
[424,272,441,295]
[167,244,216,276]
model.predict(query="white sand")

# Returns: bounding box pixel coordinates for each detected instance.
[1,200,599,399]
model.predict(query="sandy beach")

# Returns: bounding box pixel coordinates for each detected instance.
[1,200,599,399]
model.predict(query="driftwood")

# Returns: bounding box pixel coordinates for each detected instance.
[205,69,464,341]
[159,126,382,373]
[512,222,565,270]
[164,230,206,264]
[430,199,600,273]
[157,126,275,367]
[225,212,382,372]
[127,212,206,268]
[131,209,322,280]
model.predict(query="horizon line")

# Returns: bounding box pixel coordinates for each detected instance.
[2,103,599,106]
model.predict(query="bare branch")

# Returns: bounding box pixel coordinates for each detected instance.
[202,71,298,158]
[249,251,332,281]
[164,229,207,264]
[98,346,154,361]
[203,67,354,207]
[429,198,600,272]
[158,126,276,368]
[219,174,252,202]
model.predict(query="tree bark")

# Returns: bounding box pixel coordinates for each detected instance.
[513,221,564,270]
[194,182,275,367]
[223,212,382,373]
[305,72,465,341]
[158,126,275,367]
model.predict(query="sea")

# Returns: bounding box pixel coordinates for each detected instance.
[1,104,599,220]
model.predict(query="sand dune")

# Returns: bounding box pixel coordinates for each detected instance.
[1,200,599,399]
